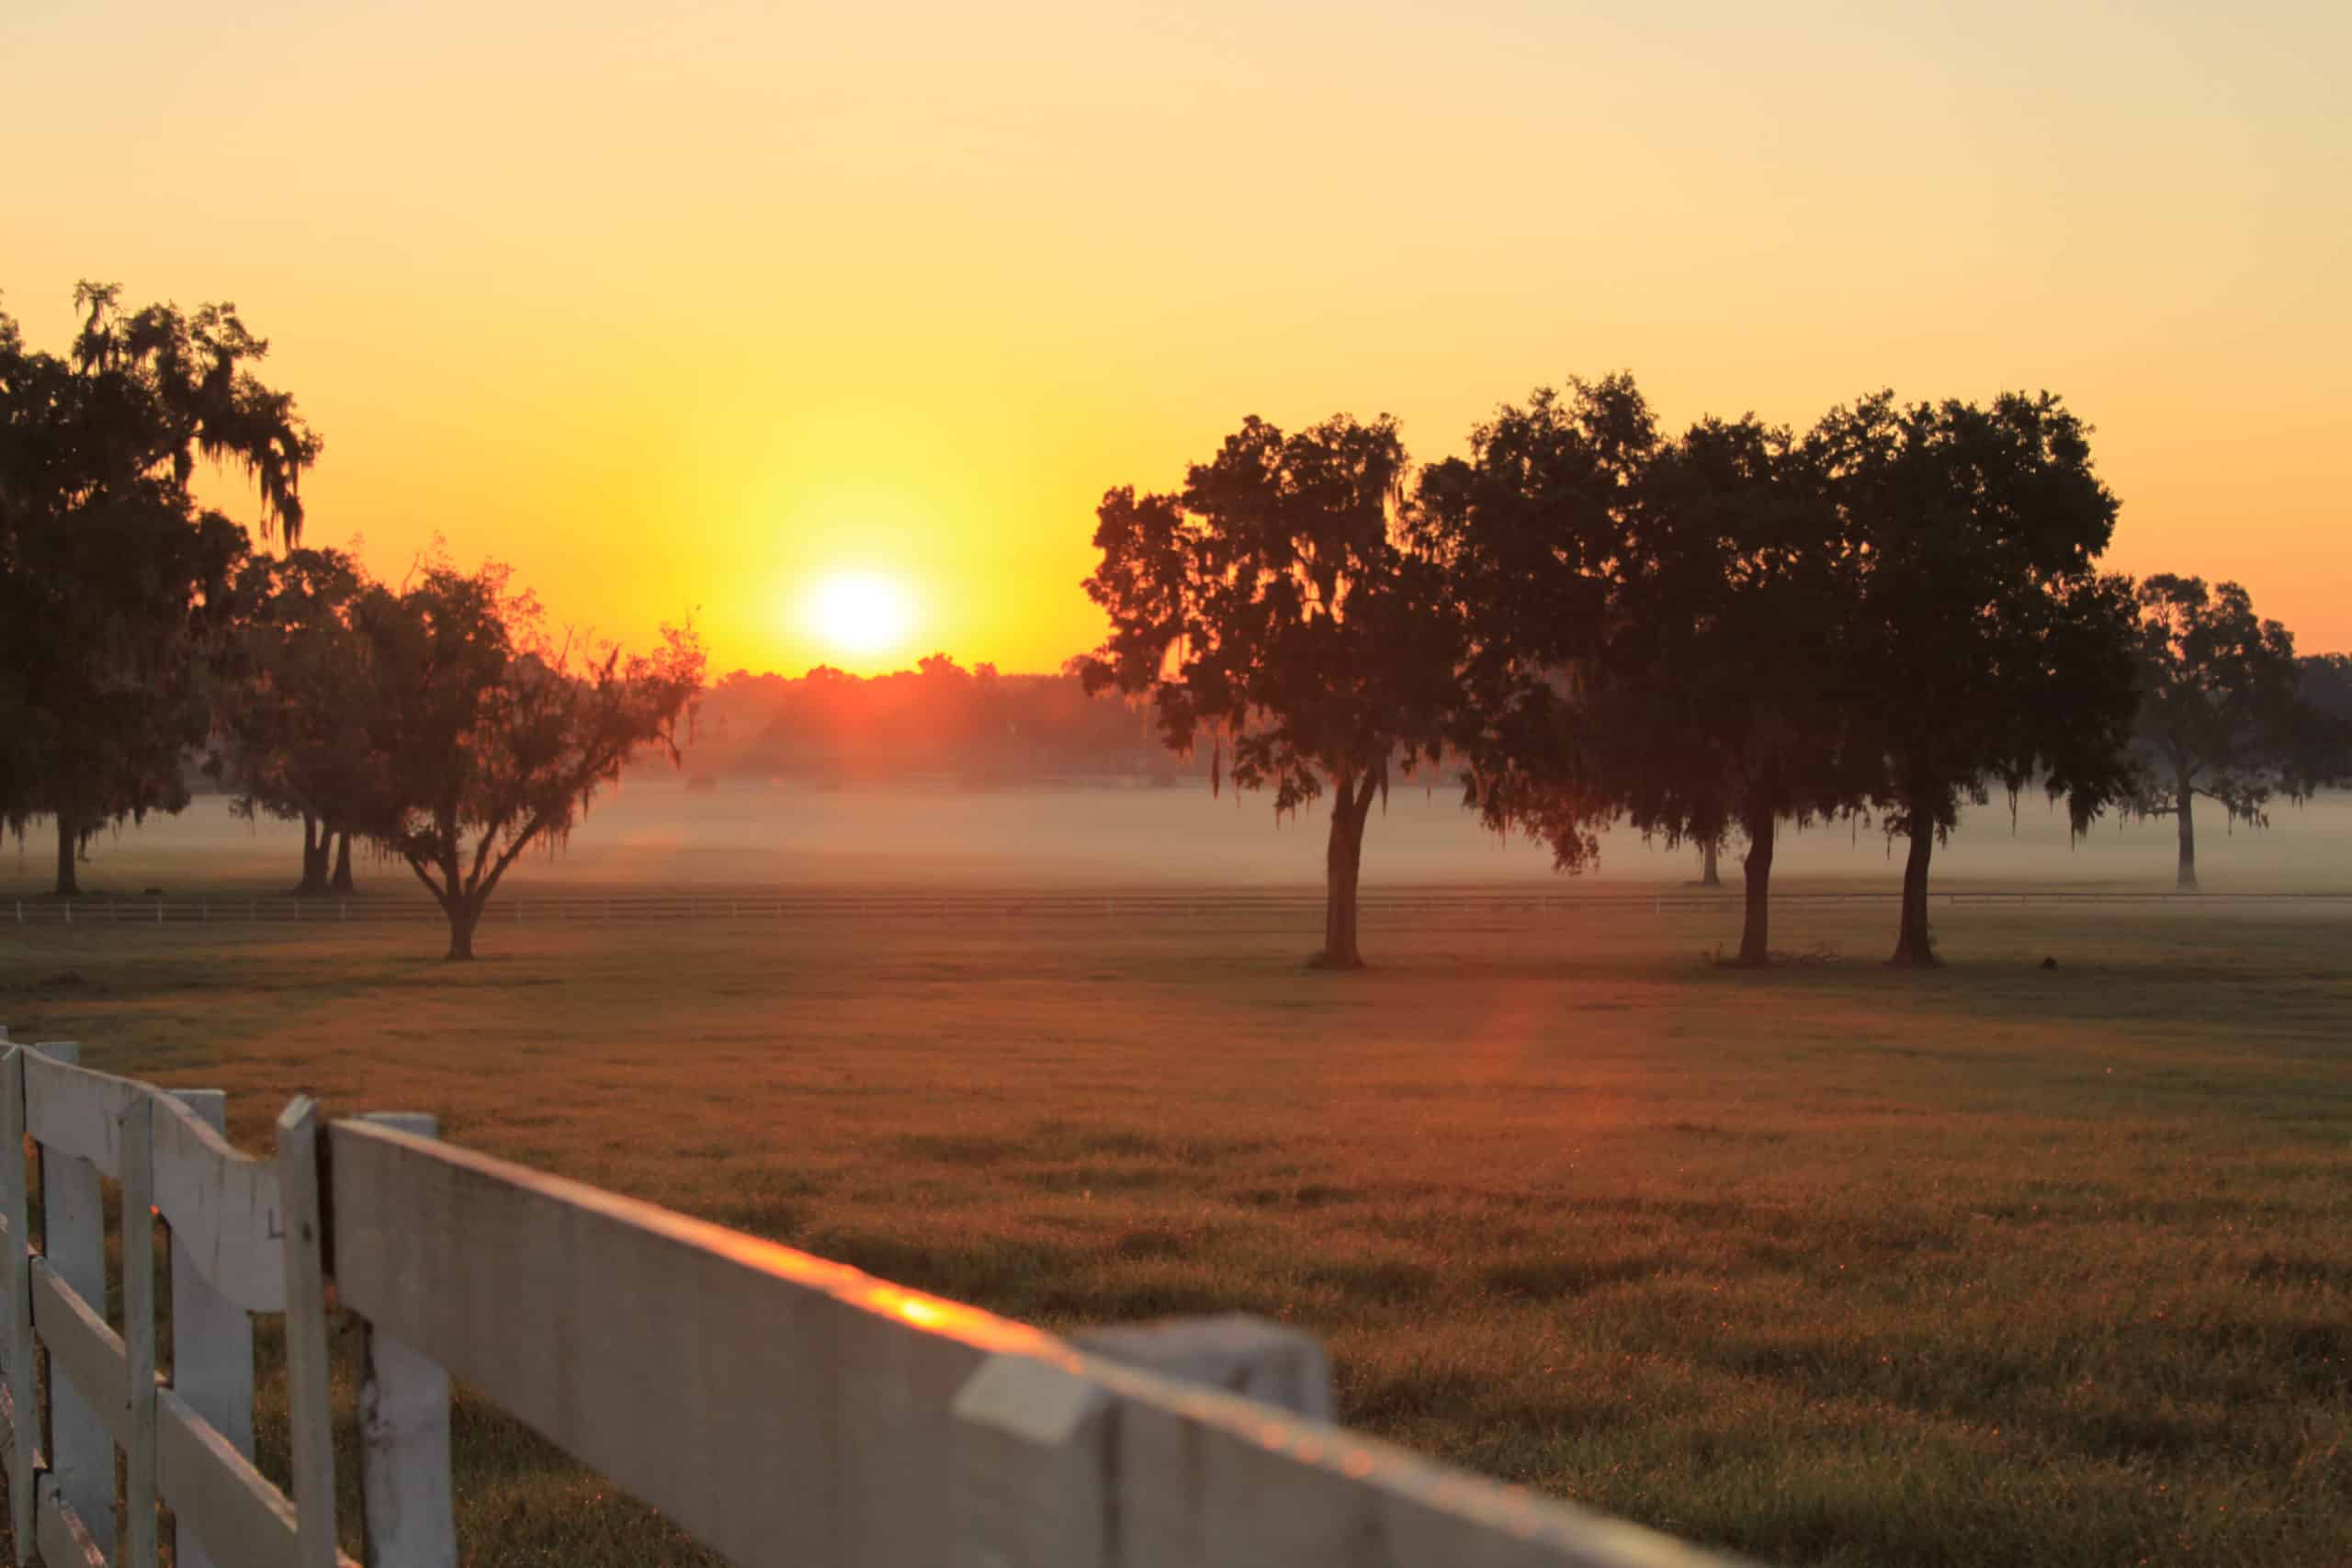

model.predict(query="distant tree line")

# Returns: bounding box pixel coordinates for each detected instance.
[676,657,1181,787]
[2,284,702,959]
[1083,379,2352,969]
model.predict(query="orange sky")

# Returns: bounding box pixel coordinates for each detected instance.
[6,2,2346,673]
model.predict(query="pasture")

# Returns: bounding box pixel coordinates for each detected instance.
[0,874,2345,1567]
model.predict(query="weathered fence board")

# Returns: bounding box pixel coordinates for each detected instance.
[166,1089,256,1568]
[1073,1357,1737,1568]
[0,1045,37,1555]
[23,1049,135,1176]
[152,1088,285,1313]
[34,1043,118,1561]
[353,1113,456,1568]
[154,1387,310,1568]
[28,1257,130,1445]
[122,1095,161,1568]
[275,1099,341,1568]
[328,1118,1062,1567]
[35,1470,107,1568]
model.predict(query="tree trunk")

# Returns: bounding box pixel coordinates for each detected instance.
[2175,774,2198,892]
[329,830,355,894]
[1890,817,1939,967]
[1736,813,1774,966]
[1313,782,1371,970]
[1700,839,1722,887]
[294,814,329,896]
[444,896,477,961]
[53,814,79,897]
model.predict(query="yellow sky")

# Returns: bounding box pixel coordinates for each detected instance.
[6,1,2346,672]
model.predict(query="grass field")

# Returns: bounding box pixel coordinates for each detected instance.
[0,891,2345,1567]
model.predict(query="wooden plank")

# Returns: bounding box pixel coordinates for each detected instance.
[152,1087,285,1313]
[950,1354,1114,1568]
[123,1093,161,1568]
[277,1096,340,1568]
[23,1048,135,1178]
[28,1257,129,1446]
[1076,1356,1747,1568]
[168,1089,256,1568]
[1,1048,37,1561]
[328,1117,1067,1568]
[34,1042,117,1562]
[1073,1314,1334,1421]
[154,1385,312,1568]
[34,1470,107,1568]
[353,1112,458,1568]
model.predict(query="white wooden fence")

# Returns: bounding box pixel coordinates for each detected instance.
[0,1030,1743,1568]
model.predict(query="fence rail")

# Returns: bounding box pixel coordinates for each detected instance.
[0,1029,1749,1566]
[11,886,2352,930]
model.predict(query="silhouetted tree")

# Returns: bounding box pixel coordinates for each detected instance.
[1421,383,1861,965]
[2129,578,2343,889]
[1813,391,2140,965]
[0,284,311,891]
[358,561,703,959]
[1082,414,1459,968]
[2300,654,2352,735]
[1414,379,1651,888]
[215,547,385,894]
[1602,415,1861,964]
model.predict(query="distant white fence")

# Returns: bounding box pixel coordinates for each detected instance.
[14,886,2347,931]
[0,1031,1740,1568]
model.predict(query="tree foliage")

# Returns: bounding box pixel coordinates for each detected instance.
[2129,576,2343,889]
[0,283,313,891]
[214,547,385,893]
[1081,414,1460,968]
[1814,391,2140,963]
[358,560,705,958]
[1412,378,1652,878]
[1418,378,1869,966]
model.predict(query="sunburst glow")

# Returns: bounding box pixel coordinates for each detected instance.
[804,570,917,663]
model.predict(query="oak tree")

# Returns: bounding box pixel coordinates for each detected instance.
[356,561,702,958]
[1082,414,1458,968]
[1813,391,2139,964]
[0,283,317,892]
[2129,577,2342,888]
[215,547,385,893]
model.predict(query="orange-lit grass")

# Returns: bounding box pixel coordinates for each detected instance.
[1,898,2345,1568]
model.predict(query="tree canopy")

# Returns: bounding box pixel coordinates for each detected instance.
[2128,576,2344,889]
[0,284,315,892]
[1419,378,1871,966]
[358,560,705,958]
[214,547,385,894]
[1081,413,1460,968]
[1814,391,2140,964]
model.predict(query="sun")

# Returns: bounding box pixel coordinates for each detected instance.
[804,570,917,661]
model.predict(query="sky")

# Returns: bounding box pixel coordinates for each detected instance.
[5,1,2346,674]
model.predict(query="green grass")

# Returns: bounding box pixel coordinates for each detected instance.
[0,897,2346,1566]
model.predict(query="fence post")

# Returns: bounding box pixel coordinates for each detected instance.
[1072,1313,1335,1421]
[36,1040,114,1560]
[167,1089,253,1568]
[354,1112,458,1568]
[1,1044,36,1568]
[276,1097,338,1568]
[950,1355,1114,1568]
[121,1093,159,1568]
